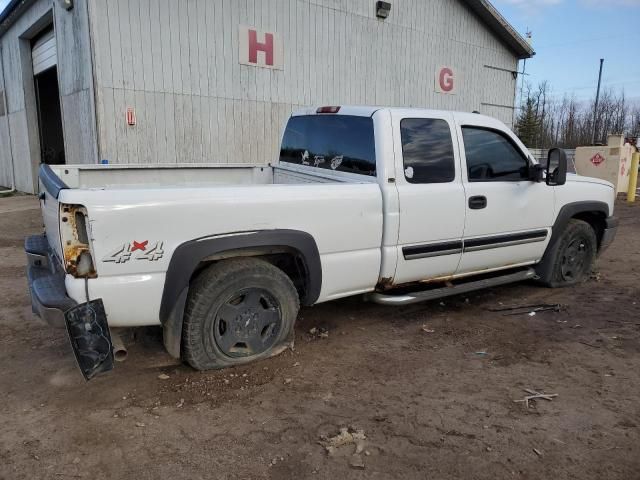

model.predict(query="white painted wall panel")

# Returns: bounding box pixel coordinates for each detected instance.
[54,0,98,165]
[9,111,33,192]
[0,0,53,192]
[0,123,11,188]
[0,46,12,188]
[0,0,97,192]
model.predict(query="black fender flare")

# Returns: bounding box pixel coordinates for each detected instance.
[160,229,322,358]
[536,201,609,280]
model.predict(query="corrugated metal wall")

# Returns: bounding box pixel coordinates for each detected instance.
[54,0,98,172]
[88,0,519,166]
[0,43,12,187]
[0,0,96,192]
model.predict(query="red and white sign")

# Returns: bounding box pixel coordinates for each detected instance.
[239,25,283,70]
[435,66,457,95]
[590,153,605,166]
[126,107,136,126]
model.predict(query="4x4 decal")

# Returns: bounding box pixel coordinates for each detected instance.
[103,241,164,264]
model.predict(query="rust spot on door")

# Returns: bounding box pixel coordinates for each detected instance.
[376,277,395,290]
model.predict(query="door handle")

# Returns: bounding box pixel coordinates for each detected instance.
[468,195,487,210]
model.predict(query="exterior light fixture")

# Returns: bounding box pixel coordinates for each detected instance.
[59,0,73,11]
[376,1,391,19]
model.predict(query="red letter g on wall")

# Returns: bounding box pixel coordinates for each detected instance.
[435,66,457,95]
[439,67,454,92]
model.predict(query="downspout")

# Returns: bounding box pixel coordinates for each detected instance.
[0,43,16,194]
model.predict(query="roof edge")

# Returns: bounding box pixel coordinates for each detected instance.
[461,0,535,59]
[0,0,37,37]
[1,0,534,59]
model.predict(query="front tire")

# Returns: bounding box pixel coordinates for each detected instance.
[182,258,299,370]
[539,219,597,287]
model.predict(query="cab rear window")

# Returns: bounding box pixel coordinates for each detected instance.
[279,115,376,176]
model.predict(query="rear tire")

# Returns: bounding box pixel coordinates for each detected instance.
[538,219,597,288]
[182,258,299,370]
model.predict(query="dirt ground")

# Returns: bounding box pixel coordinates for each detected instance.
[1,195,639,480]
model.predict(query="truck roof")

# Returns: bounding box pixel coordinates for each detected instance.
[291,105,507,129]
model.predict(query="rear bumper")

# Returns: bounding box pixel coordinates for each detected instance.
[25,234,115,380]
[599,216,618,253]
[25,234,77,328]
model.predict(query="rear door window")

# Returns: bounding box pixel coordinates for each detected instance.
[400,118,456,183]
[280,115,376,176]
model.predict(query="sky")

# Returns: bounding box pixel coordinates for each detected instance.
[493,0,640,104]
[1,0,638,104]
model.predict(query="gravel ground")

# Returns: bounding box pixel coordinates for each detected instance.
[1,195,639,480]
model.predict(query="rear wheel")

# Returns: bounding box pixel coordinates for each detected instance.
[182,258,299,370]
[540,219,597,287]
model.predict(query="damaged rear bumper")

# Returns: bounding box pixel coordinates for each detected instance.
[25,234,76,328]
[25,234,114,380]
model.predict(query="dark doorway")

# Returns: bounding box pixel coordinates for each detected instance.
[34,67,65,165]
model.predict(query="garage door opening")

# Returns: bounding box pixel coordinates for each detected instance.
[32,29,65,165]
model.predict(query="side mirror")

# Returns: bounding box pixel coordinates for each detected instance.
[546,148,567,186]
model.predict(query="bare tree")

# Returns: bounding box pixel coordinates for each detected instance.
[515,81,638,148]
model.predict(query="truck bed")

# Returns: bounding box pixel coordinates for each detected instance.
[38,162,384,327]
[48,162,374,190]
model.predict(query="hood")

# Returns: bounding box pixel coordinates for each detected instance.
[565,173,614,190]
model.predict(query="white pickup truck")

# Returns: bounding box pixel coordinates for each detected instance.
[25,106,617,379]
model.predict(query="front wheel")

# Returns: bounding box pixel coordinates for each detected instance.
[182,258,299,370]
[539,219,597,287]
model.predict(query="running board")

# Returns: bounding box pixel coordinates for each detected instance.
[366,268,537,306]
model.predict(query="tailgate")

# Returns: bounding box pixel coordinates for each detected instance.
[38,164,68,261]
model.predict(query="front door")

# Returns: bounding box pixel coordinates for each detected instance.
[455,122,554,275]
[391,111,466,285]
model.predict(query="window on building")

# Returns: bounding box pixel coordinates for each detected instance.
[462,127,529,182]
[280,115,376,176]
[400,118,455,183]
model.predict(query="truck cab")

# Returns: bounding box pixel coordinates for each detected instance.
[284,106,615,288]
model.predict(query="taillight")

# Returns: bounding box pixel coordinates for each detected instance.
[59,204,96,278]
[316,106,341,114]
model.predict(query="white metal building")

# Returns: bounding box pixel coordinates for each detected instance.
[0,0,533,193]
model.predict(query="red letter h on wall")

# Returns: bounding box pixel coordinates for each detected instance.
[248,29,274,66]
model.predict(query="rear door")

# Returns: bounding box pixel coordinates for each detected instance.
[391,111,466,284]
[454,119,554,274]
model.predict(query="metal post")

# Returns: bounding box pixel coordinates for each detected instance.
[592,58,604,145]
[628,152,639,203]
[519,58,527,109]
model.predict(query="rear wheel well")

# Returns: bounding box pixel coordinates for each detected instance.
[572,211,606,249]
[190,248,309,303]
